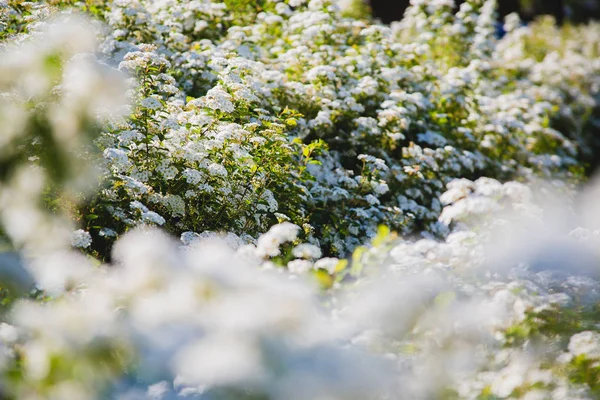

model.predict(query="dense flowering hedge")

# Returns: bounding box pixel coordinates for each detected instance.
[1,0,600,398]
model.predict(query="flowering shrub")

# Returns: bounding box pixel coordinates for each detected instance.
[39,0,594,256]
[90,44,318,255]
[1,0,600,398]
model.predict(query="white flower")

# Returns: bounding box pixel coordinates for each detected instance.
[358,154,388,171]
[568,331,600,359]
[306,65,336,81]
[352,76,378,96]
[117,129,143,146]
[142,211,166,225]
[122,176,149,195]
[314,257,339,274]
[140,96,162,110]
[365,194,380,206]
[174,335,264,387]
[208,163,228,178]
[104,148,131,172]
[417,131,447,147]
[70,229,92,249]
[183,168,203,185]
[165,194,185,217]
[130,200,149,212]
[203,86,235,113]
[0,323,18,343]
[287,259,313,274]
[156,161,178,180]
[270,222,300,242]
[194,20,208,32]
[371,181,389,195]
[180,231,200,246]
[440,178,474,205]
[256,223,300,258]
[292,243,322,260]
[99,228,117,238]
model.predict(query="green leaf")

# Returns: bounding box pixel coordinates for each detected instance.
[350,246,367,277]
[313,269,334,290]
[334,259,348,273]
[372,225,391,247]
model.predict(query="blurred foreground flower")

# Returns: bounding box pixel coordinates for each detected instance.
[0,13,129,252]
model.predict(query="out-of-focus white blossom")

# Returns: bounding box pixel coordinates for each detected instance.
[568,331,600,359]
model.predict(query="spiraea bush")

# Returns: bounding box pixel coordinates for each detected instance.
[53,0,598,256]
[1,0,600,399]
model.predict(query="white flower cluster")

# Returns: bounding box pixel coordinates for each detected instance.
[57,0,596,256]
[70,229,92,249]
[2,1,600,399]
[2,179,600,398]
[0,13,129,252]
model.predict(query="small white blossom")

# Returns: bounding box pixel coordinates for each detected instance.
[314,257,339,274]
[140,96,162,110]
[568,331,600,359]
[292,243,322,260]
[287,259,313,274]
[142,211,166,225]
[70,229,92,249]
[208,163,228,178]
